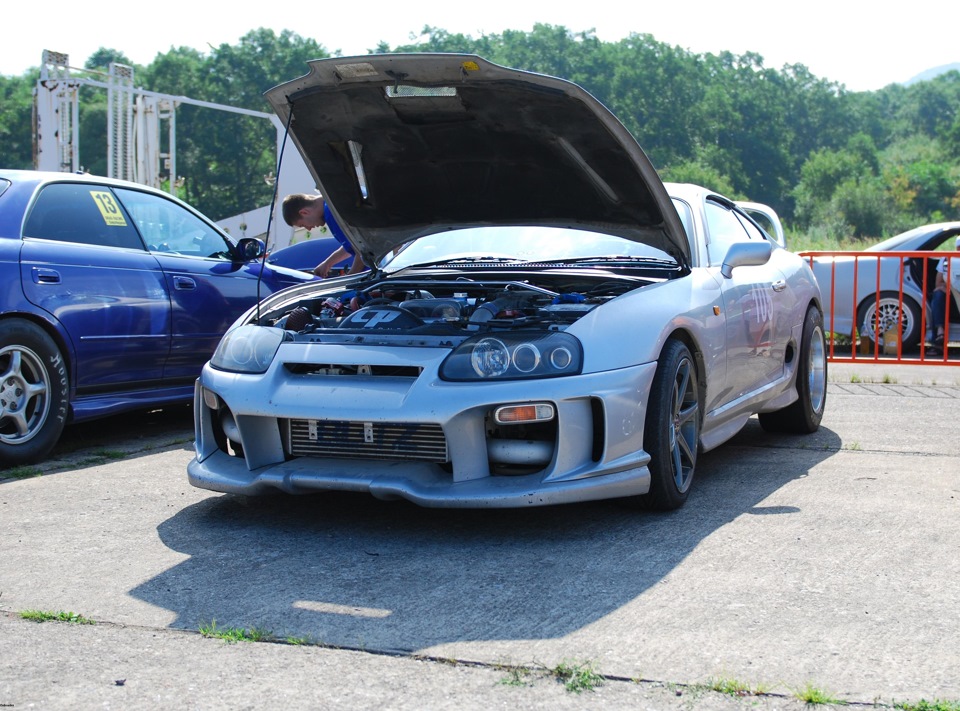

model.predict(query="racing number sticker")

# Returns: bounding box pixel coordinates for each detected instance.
[89,190,128,227]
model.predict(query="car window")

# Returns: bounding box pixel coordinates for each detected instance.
[740,211,773,239]
[734,212,770,243]
[670,198,694,243]
[705,201,754,266]
[113,187,231,259]
[22,182,146,250]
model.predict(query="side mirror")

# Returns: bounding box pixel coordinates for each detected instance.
[236,237,266,261]
[721,241,773,278]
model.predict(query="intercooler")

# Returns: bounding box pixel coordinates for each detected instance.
[286,419,449,462]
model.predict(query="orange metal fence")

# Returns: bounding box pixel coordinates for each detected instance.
[797,250,959,366]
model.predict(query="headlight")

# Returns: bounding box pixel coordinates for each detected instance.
[210,325,285,374]
[440,331,582,381]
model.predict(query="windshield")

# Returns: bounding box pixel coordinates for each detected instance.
[865,225,938,252]
[381,226,675,271]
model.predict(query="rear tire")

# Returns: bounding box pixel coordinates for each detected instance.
[0,320,69,466]
[759,306,827,434]
[633,339,701,511]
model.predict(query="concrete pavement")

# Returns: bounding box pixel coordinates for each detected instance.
[1,366,958,709]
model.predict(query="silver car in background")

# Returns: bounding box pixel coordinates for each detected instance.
[188,54,826,510]
[807,222,960,349]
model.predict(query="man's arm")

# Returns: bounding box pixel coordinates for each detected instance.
[347,254,367,274]
[313,246,350,277]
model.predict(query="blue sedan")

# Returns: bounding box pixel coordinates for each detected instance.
[266,236,348,274]
[0,170,317,465]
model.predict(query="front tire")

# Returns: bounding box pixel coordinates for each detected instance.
[635,339,701,511]
[759,305,827,434]
[0,320,70,466]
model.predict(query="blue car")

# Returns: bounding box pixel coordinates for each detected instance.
[0,170,317,465]
[266,236,348,275]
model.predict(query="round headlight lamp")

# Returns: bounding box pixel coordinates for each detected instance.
[210,325,285,374]
[440,331,582,381]
[471,337,510,377]
[511,343,541,373]
[549,347,573,370]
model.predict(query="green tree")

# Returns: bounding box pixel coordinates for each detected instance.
[140,29,333,219]
[83,48,135,71]
[3,24,959,233]
[831,178,892,238]
[658,159,740,198]
[0,73,35,169]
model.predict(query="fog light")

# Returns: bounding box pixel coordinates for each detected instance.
[494,403,555,424]
[202,387,220,410]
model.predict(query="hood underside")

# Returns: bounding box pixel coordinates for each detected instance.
[265,54,689,266]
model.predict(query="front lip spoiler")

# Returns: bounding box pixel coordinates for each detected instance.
[187,452,650,509]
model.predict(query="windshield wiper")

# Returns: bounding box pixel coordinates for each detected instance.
[401,255,524,269]
[517,255,677,267]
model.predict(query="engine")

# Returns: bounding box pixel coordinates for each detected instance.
[269,278,618,338]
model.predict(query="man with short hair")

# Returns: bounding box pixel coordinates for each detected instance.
[281,193,366,277]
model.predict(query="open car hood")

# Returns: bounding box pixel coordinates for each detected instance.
[265,54,690,267]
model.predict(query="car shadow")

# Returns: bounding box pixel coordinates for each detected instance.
[0,405,195,479]
[130,419,842,651]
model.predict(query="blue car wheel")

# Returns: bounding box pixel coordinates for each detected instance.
[0,320,70,466]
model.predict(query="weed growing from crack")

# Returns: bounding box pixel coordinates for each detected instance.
[552,659,603,693]
[198,619,272,643]
[792,682,844,705]
[21,609,94,624]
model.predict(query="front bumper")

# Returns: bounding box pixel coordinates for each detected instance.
[188,345,658,508]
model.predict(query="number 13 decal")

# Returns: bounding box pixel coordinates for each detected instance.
[89,190,128,227]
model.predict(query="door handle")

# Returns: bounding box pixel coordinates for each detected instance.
[173,276,197,290]
[772,279,786,292]
[32,267,61,284]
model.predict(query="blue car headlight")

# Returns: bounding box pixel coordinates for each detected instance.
[210,325,285,374]
[440,331,582,381]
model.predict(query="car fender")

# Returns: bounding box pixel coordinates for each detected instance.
[566,274,720,375]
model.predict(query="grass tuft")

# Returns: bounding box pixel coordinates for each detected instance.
[497,666,532,687]
[552,659,604,693]
[198,619,272,643]
[704,676,768,697]
[895,701,960,711]
[20,609,94,624]
[3,466,44,479]
[793,682,844,705]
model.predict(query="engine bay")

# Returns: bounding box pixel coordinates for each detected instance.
[260,272,659,342]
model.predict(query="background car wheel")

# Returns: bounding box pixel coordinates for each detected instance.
[633,339,700,511]
[856,291,922,351]
[759,306,827,434]
[0,320,69,466]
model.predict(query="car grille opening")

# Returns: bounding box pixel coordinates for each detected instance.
[285,419,448,462]
[283,363,423,377]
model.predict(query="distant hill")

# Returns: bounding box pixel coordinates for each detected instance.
[904,62,960,85]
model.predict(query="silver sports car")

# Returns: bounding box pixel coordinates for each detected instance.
[187,54,826,510]
[807,222,960,350]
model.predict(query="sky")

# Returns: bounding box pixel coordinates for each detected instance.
[4,1,958,92]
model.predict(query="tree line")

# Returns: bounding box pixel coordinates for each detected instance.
[2,24,959,240]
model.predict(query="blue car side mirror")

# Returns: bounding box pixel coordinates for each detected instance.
[236,237,266,261]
